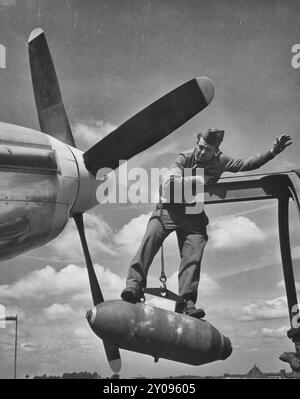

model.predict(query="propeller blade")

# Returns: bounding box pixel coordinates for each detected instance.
[73,213,104,305]
[73,213,121,372]
[103,340,122,373]
[28,28,76,147]
[83,76,214,175]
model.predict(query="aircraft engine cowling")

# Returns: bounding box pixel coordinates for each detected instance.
[0,123,83,260]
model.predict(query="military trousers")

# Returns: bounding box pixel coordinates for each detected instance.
[125,206,209,305]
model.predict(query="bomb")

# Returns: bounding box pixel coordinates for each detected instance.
[86,300,232,366]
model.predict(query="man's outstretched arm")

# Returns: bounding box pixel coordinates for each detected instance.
[224,134,292,173]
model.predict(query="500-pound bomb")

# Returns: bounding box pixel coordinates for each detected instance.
[86,300,232,366]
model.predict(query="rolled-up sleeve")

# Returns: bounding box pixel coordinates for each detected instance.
[163,154,185,187]
[162,154,204,203]
[161,154,185,202]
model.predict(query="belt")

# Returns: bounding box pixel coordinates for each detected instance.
[156,203,204,214]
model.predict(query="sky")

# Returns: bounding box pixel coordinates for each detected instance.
[0,0,300,379]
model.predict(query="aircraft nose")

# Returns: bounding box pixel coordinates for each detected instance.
[86,307,97,327]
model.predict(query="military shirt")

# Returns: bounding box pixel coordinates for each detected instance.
[161,147,274,207]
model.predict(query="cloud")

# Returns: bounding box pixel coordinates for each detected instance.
[51,213,117,259]
[291,247,300,260]
[114,212,184,257]
[237,297,288,321]
[260,325,290,338]
[0,264,124,303]
[208,216,266,249]
[114,212,152,256]
[225,202,277,218]
[199,273,221,294]
[83,265,124,301]
[72,120,117,151]
[44,304,76,320]
[74,326,92,339]
[277,279,300,292]
[0,265,86,300]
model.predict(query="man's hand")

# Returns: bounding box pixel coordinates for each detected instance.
[271,134,292,156]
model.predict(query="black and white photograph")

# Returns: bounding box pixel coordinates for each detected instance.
[0,0,299,381]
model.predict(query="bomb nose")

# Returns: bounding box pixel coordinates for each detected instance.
[86,307,97,327]
[221,336,233,360]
